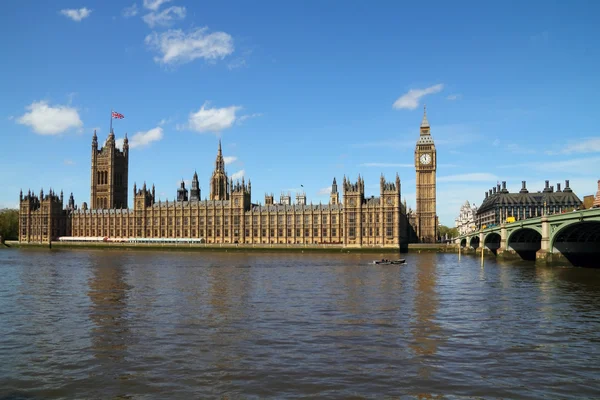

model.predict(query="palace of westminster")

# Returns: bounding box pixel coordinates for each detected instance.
[18,110,439,247]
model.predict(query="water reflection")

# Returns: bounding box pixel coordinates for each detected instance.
[87,254,132,364]
[410,254,440,359]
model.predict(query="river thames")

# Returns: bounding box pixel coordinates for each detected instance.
[0,249,599,399]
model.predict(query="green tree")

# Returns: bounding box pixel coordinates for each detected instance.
[438,225,459,239]
[0,209,19,241]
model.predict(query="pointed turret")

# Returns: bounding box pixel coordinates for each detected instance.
[68,192,75,209]
[420,105,430,130]
[330,177,339,205]
[210,139,228,200]
[190,170,200,201]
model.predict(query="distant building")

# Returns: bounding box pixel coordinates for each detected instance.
[455,201,478,235]
[594,180,600,208]
[476,180,582,228]
[583,195,595,210]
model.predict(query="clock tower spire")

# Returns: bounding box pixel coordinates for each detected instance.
[414,105,437,243]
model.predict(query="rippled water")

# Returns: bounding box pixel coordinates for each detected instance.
[1,249,599,399]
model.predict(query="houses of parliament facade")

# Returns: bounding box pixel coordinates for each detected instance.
[19,109,438,247]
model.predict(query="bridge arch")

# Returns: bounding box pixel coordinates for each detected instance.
[551,221,600,268]
[469,236,480,249]
[506,228,542,261]
[483,232,501,254]
[460,238,467,248]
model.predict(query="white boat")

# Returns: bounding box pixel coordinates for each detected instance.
[372,259,406,265]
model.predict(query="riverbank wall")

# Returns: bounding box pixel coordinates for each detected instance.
[3,241,458,254]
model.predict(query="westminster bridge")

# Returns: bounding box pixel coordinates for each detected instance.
[456,208,600,267]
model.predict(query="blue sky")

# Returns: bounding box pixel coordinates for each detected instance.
[1,0,599,226]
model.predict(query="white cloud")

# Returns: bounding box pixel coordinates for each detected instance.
[64,159,75,166]
[560,138,600,155]
[187,103,241,133]
[122,3,139,17]
[393,84,444,110]
[60,8,92,22]
[446,94,461,101]
[437,173,498,183]
[143,0,173,10]
[359,163,414,168]
[237,113,262,124]
[317,186,332,195]
[224,156,237,165]
[142,6,186,28]
[145,27,234,65]
[17,101,83,135]
[116,127,163,149]
[231,170,245,180]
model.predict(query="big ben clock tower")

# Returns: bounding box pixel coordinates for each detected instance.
[414,106,437,243]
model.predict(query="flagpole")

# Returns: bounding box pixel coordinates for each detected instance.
[110,108,113,133]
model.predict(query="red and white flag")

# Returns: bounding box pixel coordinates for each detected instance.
[111,111,125,119]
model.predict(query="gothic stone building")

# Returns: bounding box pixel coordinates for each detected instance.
[476,180,582,228]
[19,112,438,246]
[19,134,414,247]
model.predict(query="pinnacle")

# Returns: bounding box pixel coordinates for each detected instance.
[420,104,430,129]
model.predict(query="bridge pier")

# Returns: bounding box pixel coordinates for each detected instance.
[535,216,551,265]
[496,224,508,258]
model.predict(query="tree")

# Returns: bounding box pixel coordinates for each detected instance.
[0,209,19,241]
[438,225,459,239]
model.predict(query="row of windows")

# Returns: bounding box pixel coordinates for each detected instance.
[71,216,346,227]
[72,228,343,238]
[96,171,125,186]
[348,227,394,238]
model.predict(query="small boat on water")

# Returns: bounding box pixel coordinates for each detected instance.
[372,259,406,265]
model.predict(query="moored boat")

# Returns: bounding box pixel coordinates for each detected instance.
[372,259,406,265]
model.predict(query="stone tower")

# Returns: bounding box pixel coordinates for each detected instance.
[190,171,201,201]
[414,106,437,243]
[90,129,129,209]
[342,175,364,246]
[177,180,189,202]
[210,140,229,201]
[330,177,339,205]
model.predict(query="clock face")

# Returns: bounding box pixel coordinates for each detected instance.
[386,197,393,205]
[349,198,356,206]
[419,153,432,165]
